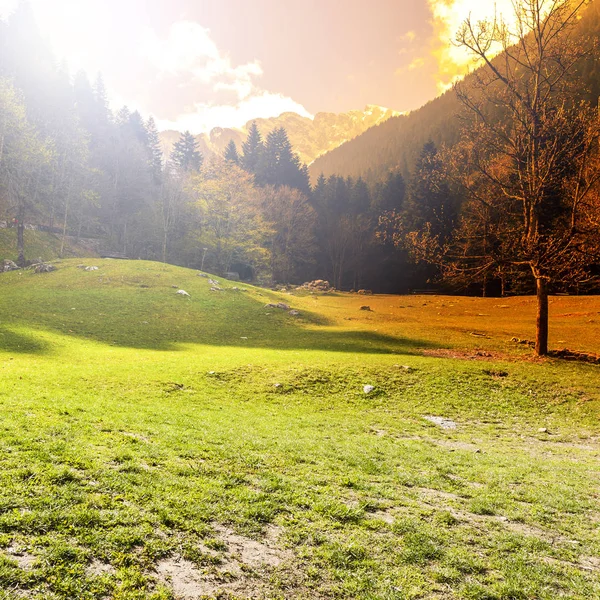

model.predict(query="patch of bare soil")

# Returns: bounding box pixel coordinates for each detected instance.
[5,546,36,570]
[422,348,512,362]
[86,559,116,577]
[155,524,294,599]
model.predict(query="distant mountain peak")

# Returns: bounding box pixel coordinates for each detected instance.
[159,105,399,166]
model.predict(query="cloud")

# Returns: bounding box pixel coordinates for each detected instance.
[427,0,518,92]
[141,21,312,132]
[0,0,18,19]
[156,91,312,133]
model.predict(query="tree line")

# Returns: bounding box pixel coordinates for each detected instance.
[0,2,435,293]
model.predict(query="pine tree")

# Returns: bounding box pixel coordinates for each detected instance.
[405,141,455,240]
[261,127,310,194]
[224,139,240,164]
[146,116,163,184]
[171,131,202,173]
[241,122,263,174]
[373,170,405,213]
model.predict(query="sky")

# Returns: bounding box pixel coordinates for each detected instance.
[0,0,517,132]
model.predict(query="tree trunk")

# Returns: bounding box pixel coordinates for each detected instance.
[535,277,549,356]
[16,207,25,266]
[17,222,25,265]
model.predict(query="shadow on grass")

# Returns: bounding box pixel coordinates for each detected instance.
[0,327,50,354]
[0,284,439,356]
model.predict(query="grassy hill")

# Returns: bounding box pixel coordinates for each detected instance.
[0,259,599,599]
[0,229,98,263]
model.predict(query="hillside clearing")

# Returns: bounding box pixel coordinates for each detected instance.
[0,259,598,600]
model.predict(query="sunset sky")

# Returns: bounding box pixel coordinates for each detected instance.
[0,0,515,132]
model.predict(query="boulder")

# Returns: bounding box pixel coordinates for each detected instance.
[32,263,56,273]
[2,259,19,272]
[360,306,372,311]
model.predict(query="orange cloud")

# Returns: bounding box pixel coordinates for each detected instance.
[427,0,517,92]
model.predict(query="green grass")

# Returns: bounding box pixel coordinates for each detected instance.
[0,259,598,599]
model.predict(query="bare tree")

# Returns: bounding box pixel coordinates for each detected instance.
[445,0,600,355]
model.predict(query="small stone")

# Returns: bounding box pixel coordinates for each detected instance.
[274,383,282,388]
[363,385,375,394]
[176,289,190,297]
[84,266,99,271]
[210,286,222,292]
[360,305,372,311]
[276,302,290,310]
[198,273,208,278]
[289,310,300,316]
[538,427,548,433]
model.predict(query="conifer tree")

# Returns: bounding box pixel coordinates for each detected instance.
[224,139,240,164]
[241,122,263,175]
[405,142,456,240]
[171,131,202,173]
[145,116,163,184]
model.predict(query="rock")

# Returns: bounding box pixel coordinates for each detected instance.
[232,287,239,291]
[298,279,334,293]
[274,383,282,388]
[538,427,548,433]
[360,305,372,311]
[208,279,220,286]
[289,310,300,316]
[32,263,56,273]
[363,385,375,394]
[210,286,222,292]
[176,290,190,297]
[264,303,290,310]
[357,289,373,295]
[84,266,99,271]
[198,273,208,278]
[2,259,19,272]
[424,416,457,430]
[171,285,178,288]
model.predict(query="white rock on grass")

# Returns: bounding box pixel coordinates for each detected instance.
[176,289,190,297]
[363,385,375,394]
[424,416,457,430]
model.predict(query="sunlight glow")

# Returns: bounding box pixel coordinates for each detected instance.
[428,0,519,91]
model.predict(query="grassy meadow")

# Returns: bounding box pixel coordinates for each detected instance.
[0,259,598,599]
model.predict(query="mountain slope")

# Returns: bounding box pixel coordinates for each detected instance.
[310,1,600,184]
[160,105,400,166]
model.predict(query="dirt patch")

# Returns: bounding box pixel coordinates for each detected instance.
[368,510,396,525]
[155,525,292,599]
[214,524,290,568]
[86,559,116,577]
[422,348,512,362]
[5,546,36,570]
